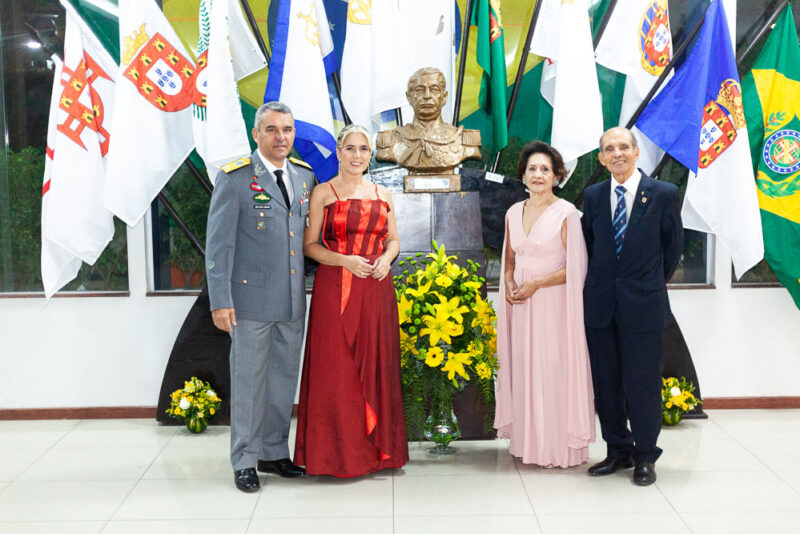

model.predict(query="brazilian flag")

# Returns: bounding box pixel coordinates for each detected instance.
[742,5,800,309]
[472,0,508,152]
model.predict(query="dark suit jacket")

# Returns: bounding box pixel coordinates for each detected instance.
[581,171,683,333]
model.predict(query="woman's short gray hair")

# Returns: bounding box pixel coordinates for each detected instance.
[255,101,293,129]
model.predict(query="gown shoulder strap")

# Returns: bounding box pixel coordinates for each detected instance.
[329,181,340,200]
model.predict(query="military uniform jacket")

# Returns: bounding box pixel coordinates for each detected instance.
[206,150,315,322]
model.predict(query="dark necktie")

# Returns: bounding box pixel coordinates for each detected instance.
[274,169,290,206]
[613,185,627,258]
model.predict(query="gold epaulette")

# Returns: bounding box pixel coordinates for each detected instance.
[376,130,394,149]
[462,129,482,146]
[221,157,250,173]
[289,156,312,170]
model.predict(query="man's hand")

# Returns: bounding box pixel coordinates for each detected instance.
[212,308,237,333]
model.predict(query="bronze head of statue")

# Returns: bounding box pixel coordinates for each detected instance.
[376,67,481,178]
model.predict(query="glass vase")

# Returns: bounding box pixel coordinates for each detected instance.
[186,415,208,433]
[662,409,683,426]
[423,390,461,455]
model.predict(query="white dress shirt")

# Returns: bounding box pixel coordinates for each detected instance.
[609,169,641,222]
[256,150,294,201]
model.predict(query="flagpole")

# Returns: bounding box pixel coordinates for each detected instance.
[184,159,213,196]
[331,71,352,125]
[650,0,791,179]
[591,0,618,49]
[490,0,543,173]
[157,193,206,256]
[574,2,710,207]
[239,0,270,65]
[453,0,475,126]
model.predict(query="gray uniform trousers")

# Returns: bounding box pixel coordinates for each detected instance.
[230,318,304,470]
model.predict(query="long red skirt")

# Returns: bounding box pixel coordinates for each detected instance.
[294,263,409,477]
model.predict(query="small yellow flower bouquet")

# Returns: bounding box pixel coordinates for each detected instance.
[166,377,222,433]
[394,241,498,442]
[662,376,701,426]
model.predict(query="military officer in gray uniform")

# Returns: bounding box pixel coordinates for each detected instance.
[206,101,314,492]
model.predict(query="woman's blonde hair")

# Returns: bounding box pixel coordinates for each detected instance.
[336,124,372,151]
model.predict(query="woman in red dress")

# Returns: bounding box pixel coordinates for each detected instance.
[294,125,409,476]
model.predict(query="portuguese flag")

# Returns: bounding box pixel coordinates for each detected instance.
[472,0,508,152]
[742,5,800,309]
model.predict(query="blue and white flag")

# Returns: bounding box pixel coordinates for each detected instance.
[636,0,763,278]
[265,0,338,181]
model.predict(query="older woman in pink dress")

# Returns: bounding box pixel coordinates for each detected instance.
[494,141,596,468]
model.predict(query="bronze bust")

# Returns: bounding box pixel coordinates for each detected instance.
[376,67,481,191]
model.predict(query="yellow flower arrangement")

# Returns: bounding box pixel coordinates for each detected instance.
[166,377,222,433]
[394,241,499,438]
[661,376,701,426]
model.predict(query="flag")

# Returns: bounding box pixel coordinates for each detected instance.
[472,0,508,152]
[742,5,800,307]
[398,0,457,124]
[193,0,266,183]
[636,0,763,279]
[265,0,338,181]
[340,0,412,134]
[42,2,118,297]
[104,0,197,226]
[530,0,603,178]
[595,0,673,174]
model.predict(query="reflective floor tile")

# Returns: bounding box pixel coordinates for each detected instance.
[656,438,766,472]
[248,516,393,534]
[19,447,161,481]
[0,420,80,450]
[143,446,231,480]
[252,475,393,518]
[521,472,673,515]
[55,420,178,449]
[777,471,800,495]
[657,471,800,512]
[102,519,250,534]
[0,449,47,481]
[395,514,541,534]
[112,479,259,520]
[0,521,105,534]
[681,511,800,534]
[738,439,800,472]
[394,475,533,516]
[0,480,135,521]
[706,409,800,440]
[163,425,231,451]
[536,513,691,534]
[401,439,518,476]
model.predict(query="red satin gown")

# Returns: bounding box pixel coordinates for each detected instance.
[294,183,409,477]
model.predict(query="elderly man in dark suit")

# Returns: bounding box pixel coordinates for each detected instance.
[581,127,683,486]
[206,101,314,492]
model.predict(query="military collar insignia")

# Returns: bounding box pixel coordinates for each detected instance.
[253,192,271,203]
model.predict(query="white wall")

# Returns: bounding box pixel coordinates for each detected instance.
[1,228,799,409]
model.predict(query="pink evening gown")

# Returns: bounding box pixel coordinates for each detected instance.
[494,198,596,467]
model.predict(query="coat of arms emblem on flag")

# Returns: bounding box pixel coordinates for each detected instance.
[122,24,195,112]
[763,128,800,176]
[639,0,671,75]
[699,79,745,168]
[57,54,112,155]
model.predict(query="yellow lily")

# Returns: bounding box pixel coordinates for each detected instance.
[442,351,473,380]
[420,311,464,346]
[434,295,470,324]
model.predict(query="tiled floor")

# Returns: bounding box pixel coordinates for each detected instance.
[1,410,800,533]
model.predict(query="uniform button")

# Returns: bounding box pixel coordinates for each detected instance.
[290,250,295,256]
[290,231,295,237]
[259,212,264,217]
[243,279,247,284]
[291,269,296,275]
[289,212,293,217]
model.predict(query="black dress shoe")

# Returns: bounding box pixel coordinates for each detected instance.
[234,468,260,492]
[633,462,657,486]
[257,458,305,478]
[588,456,634,476]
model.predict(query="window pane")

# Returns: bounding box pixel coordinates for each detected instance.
[734,259,780,285]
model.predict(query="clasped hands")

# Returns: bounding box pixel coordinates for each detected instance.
[505,279,539,305]
[344,254,391,280]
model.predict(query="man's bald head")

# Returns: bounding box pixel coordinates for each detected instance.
[599,127,638,152]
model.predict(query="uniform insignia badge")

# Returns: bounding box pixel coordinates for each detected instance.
[250,178,264,192]
[221,158,250,173]
[256,220,266,230]
[289,156,312,170]
[253,192,271,203]
[254,162,267,175]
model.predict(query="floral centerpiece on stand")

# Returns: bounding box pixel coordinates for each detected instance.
[166,377,222,433]
[662,376,701,425]
[394,241,498,454]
